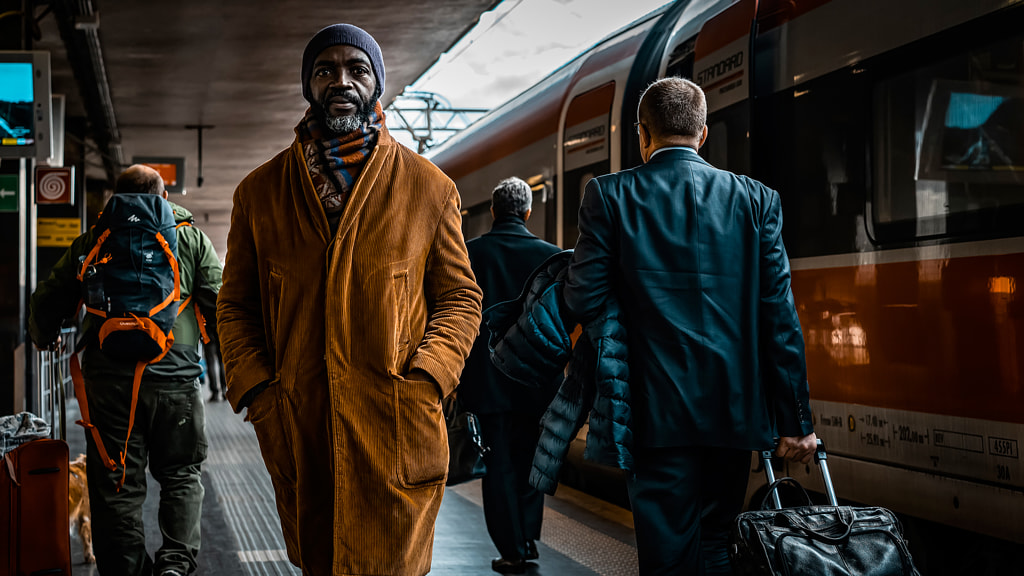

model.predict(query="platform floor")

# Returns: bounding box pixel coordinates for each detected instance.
[66,395,639,575]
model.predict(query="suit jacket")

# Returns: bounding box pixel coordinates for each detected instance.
[564,147,814,451]
[460,217,561,415]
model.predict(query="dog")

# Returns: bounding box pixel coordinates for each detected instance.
[68,454,94,563]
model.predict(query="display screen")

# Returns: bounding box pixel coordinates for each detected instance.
[0,62,34,147]
[939,91,1022,172]
[133,156,185,194]
[917,79,1024,183]
[144,163,179,187]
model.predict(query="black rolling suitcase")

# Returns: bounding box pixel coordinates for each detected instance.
[730,441,921,576]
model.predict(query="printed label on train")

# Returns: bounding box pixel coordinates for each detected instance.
[563,116,610,172]
[812,400,1024,489]
[693,37,748,113]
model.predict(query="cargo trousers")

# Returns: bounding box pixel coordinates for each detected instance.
[83,374,207,576]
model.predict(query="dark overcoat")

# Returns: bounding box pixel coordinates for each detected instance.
[460,217,560,415]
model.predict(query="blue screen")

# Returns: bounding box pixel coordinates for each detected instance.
[945,92,1006,129]
[0,62,34,145]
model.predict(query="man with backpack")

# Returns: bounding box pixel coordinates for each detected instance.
[28,164,223,576]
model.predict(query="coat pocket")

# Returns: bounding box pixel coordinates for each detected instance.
[250,383,298,489]
[393,270,411,352]
[266,268,284,360]
[394,375,447,488]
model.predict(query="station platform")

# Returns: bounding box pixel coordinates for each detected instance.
[64,396,639,576]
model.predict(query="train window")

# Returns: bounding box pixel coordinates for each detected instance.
[666,35,696,79]
[563,83,615,247]
[873,33,1024,241]
[526,179,552,241]
[461,201,492,241]
[751,65,870,259]
[705,121,727,168]
[701,103,750,176]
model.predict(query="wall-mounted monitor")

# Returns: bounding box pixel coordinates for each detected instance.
[0,51,53,162]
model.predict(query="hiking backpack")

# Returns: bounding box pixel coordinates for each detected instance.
[70,193,183,489]
[77,193,181,361]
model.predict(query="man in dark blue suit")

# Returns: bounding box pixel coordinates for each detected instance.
[564,77,818,575]
[460,177,562,574]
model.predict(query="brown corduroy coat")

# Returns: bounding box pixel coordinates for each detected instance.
[218,125,482,575]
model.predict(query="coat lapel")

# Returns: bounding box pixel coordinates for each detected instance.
[290,138,331,243]
[334,125,395,244]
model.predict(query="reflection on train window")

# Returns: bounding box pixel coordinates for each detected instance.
[704,121,727,169]
[666,35,696,80]
[873,34,1024,240]
[700,103,749,175]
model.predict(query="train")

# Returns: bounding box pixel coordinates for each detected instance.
[428,0,1024,569]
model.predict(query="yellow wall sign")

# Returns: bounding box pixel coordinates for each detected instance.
[37,217,81,248]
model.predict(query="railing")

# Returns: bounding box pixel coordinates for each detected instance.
[35,327,76,441]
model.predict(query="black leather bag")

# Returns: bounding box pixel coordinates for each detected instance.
[444,398,489,486]
[731,445,921,576]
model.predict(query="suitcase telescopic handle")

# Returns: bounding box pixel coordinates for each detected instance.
[761,439,839,509]
[813,439,839,506]
[760,449,783,509]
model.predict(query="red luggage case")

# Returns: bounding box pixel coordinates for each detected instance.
[1,438,71,576]
[3,345,72,576]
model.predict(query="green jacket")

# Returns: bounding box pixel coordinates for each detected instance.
[29,201,223,383]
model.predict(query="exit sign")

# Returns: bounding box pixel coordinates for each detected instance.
[0,174,19,212]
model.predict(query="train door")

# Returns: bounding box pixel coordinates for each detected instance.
[692,0,755,175]
[560,82,615,247]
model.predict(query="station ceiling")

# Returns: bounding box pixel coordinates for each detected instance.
[33,0,498,256]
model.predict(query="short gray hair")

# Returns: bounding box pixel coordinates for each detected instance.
[491,177,532,219]
[638,77,706,139]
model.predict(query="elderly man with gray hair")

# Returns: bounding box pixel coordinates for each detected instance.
[459,176,562,573]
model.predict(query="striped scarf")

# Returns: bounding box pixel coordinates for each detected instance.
[296,101,385,216]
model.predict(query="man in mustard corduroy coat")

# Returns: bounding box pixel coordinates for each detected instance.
[217,23,482,576]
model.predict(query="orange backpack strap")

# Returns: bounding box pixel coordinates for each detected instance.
[72,330,176,492]
[70,353,118,473]
[77,228,111,282]
[116,361,147,491]
[111,338,174,492]
[195,301,210,345]
[176,295,210,345]
[147,232,181,317]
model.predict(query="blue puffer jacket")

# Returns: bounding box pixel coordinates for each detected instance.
[484,250,632,494]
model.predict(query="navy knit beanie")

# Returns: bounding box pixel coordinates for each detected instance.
[301,24,385,104]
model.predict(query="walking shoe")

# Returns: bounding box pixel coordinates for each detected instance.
[524,539,539,560]
[208,391,222,402]
[491,557,527,574]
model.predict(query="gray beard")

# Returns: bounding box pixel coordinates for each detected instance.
[325,114,364,134]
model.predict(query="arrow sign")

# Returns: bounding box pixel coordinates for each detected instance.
[0,174,19,212]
